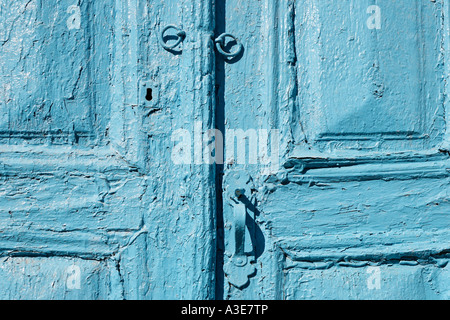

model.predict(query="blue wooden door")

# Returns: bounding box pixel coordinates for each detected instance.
[217,0,450,299]
[0,0,216,299]
[2,0,450,300]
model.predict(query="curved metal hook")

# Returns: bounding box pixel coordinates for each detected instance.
[215,33,244,59]
[222,171,256,289]
[160,25,186,51]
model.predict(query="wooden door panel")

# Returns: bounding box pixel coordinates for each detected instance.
[283,263,450,300]
[264,177,450,259]
[0,158,146,256]
[0,0,149,300]
[0,0,217,299]
[0,0,111,145]
[294,0,444,152]
[268,0,450,261]
[219,0,450,299]
[0,257,113,299]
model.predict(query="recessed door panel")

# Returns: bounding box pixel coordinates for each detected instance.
[218,0,450,300]
[0,0,111,144]
[295,0,445,152]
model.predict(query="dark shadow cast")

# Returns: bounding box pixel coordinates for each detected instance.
[214,0,258,299]
[240,195,265,260]
[221,40,245,64]
[215,0,226,301]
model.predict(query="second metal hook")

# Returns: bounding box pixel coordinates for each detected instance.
[215,33,244,59]
[160,25,186,51]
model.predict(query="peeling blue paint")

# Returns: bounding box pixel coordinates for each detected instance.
[0,0,449,300]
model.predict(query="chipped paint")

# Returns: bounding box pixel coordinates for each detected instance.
[1,0,449,300]
[0,0,216,299]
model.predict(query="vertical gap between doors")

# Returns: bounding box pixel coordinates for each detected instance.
[214,0,226,301]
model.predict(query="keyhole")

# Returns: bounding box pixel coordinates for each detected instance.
[145,88,153,101]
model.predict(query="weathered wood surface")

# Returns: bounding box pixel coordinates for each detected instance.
[219,0,450,299]
[0,0,215,299]
[1,0,449,300]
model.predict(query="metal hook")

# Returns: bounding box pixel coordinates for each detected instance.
[160,25,186,51]
[232,201,248,267]
[215,33,244,59]
[223,171,256,289]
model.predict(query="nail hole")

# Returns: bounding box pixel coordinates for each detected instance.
[145,88,153,101]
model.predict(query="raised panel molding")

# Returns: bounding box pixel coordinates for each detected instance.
[0,0,114,145]
[0,145,147,258]
[281,261,450,299]
[0,0,146,260]
[271,0,449,162]
[262,1,450,271]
